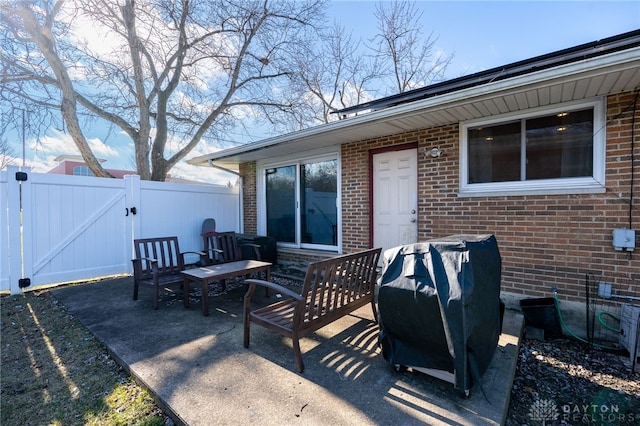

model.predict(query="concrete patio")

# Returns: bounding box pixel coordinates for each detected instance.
[51,276,523,425]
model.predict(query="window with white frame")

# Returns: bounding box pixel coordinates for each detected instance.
[460,98,606,195]
[262,156,339,250]
[73,165,94,176]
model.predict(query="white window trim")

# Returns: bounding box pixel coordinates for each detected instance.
[73,165,94,176]
[459,98,606,197]
[257,151,342,252]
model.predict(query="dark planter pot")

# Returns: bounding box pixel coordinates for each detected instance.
[520,297,563,338]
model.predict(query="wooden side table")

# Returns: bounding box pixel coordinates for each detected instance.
[182,260,271,316]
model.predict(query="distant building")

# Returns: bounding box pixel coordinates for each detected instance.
[47,155,211,184]
[48,155,134,178]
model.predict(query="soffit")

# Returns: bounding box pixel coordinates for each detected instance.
[189,48,640,171]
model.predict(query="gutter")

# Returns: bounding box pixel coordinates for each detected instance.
[333,29,640,116]
[207,159,241,177]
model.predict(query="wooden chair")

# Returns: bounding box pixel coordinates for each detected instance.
[203,231,261,264]
[132,237,205,309]
[202,231,262,291]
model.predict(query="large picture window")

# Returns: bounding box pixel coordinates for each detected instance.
[263,157,338,250]
[460,99,605,195]
[265,165,296,243]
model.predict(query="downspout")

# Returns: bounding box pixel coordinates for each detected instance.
[208,159,243,234]
[629,89,638,231]
[625,89,638,260]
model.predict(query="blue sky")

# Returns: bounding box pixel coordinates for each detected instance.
[7,1,640,184]
[329,0,640,79]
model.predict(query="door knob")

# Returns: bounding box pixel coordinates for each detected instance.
[411,209,416,214]
[410,218,416,223]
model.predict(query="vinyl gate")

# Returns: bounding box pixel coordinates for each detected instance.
[1,166,239,294]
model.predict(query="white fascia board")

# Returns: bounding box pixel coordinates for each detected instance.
[376,46,640,119]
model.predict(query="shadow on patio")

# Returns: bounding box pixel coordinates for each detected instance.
[51,276,522,426]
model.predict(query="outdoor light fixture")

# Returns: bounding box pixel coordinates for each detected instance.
[425,147,443,158]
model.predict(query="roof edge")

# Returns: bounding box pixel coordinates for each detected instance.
[333,29,640,116]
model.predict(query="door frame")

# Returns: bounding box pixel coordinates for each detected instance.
[368,142,418,248]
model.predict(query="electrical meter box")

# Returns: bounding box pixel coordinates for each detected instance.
[619,303,640,364]
[612,228,635,251]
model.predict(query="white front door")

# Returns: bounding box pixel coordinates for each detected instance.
[373,148,418,256]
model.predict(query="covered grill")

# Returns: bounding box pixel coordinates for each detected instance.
[377,234,502,395]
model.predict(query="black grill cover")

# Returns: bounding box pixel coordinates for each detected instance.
[377,234,502,392]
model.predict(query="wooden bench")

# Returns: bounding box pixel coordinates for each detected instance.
[132,237,205,309]
[243,247,381,372]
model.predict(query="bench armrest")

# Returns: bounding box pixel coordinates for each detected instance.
[204,248,224,255]
[132,256,158,263]
[132,256,159,276]
[181,250,206,256]
[202,248,224,264]
[244,279,303,301]
[180,250,207,265]
[240,243,261,260]
[241,243,261,250]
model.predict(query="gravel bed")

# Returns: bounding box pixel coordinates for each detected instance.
[506,335,640,425]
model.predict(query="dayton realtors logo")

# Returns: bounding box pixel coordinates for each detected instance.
[528,398,637,425]
[528,399,559,424]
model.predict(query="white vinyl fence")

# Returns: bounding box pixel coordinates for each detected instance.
[1,166,239,294]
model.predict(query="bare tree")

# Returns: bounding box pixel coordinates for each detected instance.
[291,22,382,126]
[1,0,325,180]
[292,0,453,125]
[0,137,18,170]
[372,0,453,94]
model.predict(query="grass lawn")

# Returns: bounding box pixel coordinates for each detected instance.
[1,289,168,425]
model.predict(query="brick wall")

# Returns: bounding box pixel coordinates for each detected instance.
[340,92,639,303]
[241,92,639,302]
[240,162,257,234]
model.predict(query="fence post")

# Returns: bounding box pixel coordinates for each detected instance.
[124,174,141,274]
[7,166,32,295]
